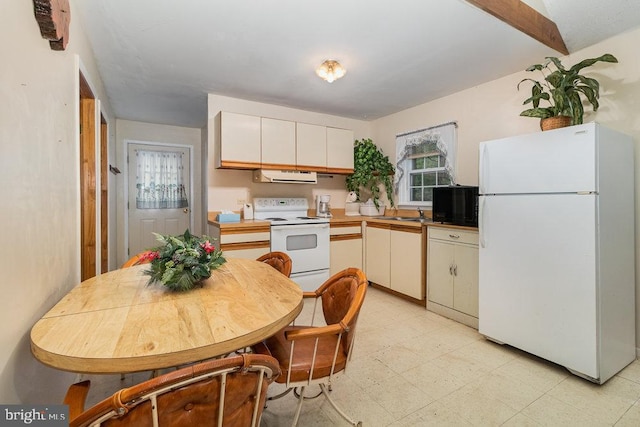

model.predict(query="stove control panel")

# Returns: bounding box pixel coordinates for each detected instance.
[253,197,309,211]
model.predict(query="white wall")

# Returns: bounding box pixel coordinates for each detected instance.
[0,0,114,403]
[115,120,203,266]
[207,95,373,212]
[371,28,640,351]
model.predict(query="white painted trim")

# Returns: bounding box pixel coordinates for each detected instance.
[74,55,82,282]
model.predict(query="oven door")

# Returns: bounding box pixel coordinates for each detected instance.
[290,269,331,292]
[270,223,330,274]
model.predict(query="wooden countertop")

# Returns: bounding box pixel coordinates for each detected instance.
[208,209,477,232]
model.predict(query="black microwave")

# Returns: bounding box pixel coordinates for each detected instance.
[432,185,479,227]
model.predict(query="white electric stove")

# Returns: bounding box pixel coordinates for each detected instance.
[254,197,330,291]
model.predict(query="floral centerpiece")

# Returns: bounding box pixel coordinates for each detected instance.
[139,229,226,291]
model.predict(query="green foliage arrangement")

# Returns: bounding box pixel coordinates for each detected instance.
[346,138,395,209]
[518,53,618,125]
[141,229,226,292]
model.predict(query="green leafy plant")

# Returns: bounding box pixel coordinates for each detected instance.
[141,229,226,292]
[518,53,618,125]
[346,138,395,209]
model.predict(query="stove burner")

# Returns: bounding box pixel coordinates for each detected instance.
[296,216,318,220]
[265,217,287,221]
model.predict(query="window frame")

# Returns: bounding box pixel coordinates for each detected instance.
[395,122,457,209]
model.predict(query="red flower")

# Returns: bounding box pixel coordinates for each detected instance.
[201,241,215,254]
[139,251,159,262]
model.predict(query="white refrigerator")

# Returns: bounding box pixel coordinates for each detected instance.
[478,122,636,384]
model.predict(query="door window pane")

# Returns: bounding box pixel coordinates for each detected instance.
[135,150,189,209]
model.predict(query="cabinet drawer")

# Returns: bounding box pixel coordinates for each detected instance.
[221,232,270,244]
[428,227,478,245]
[330,225,362,236]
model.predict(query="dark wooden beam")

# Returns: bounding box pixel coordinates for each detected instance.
[33,0,70,50]
[465,0,569,55]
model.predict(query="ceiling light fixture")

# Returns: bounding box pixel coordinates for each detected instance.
[316,60,346,83]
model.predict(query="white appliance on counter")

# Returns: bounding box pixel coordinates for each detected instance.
[254,197,330,291]
[478,123,635,384]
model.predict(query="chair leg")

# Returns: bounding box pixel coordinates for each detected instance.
[291,386,305,427]
[319,383,362,427]
[294,386,322,400]
[267,387,293,402]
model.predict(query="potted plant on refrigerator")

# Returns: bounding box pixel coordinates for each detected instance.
[346,138,395,213]
[517,53,618,131]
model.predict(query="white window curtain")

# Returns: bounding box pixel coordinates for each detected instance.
[135,150,189,209]
[395,121,457,205]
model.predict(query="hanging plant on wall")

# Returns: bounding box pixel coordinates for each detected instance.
[346,138,395,209]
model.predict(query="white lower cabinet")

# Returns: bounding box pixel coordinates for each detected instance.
[427,226,479,328]
[365,222,424,302]
[364,224,391,288]
[330,222,363,275]
[210,224,271,260]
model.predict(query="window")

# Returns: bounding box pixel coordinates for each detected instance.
[395,122,457,206]
[135,149,189,209]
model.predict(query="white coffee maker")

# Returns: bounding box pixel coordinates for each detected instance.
[316,194,332,218]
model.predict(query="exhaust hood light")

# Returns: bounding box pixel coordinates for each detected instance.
[316,60,346,83]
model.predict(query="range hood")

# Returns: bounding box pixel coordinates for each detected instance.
[253,169,317,184]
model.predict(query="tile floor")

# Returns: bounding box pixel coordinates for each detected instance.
[83,286,640,426]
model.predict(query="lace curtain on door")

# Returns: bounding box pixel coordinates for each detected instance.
[135,149,188,209]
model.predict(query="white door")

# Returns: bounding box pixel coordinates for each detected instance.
[128,143,191,257]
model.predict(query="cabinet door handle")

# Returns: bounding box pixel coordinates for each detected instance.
[449,234,460,239]
[449,264,453,275]
[453,264,458,276]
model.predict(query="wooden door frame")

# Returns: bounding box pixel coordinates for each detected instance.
[124,139,194,259]
[100,114,108,273]
[80,72,97,281]
[79,72,110,278]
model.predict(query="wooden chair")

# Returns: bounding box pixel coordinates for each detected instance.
[121,251,152,268]
[253,268,368,426]
[63,354,281,427]
[256,251,292,277]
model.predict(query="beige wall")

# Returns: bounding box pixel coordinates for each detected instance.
[371,28,640,352]
[207,95,373,212]
[0,0,114,403]
[115,120,204,266]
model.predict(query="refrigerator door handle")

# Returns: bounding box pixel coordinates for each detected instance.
[479,143,488,194]
[479,196,487,248]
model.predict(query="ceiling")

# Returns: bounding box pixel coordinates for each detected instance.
[73,0,640,128]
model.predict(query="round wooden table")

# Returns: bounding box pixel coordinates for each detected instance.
[30,258,303,374]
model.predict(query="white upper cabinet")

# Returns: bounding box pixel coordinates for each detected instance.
[217,111,354,173]
[326,127,354,173]
[261,117,296,169]
[218,112,261,169]
[296,122,327,171]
